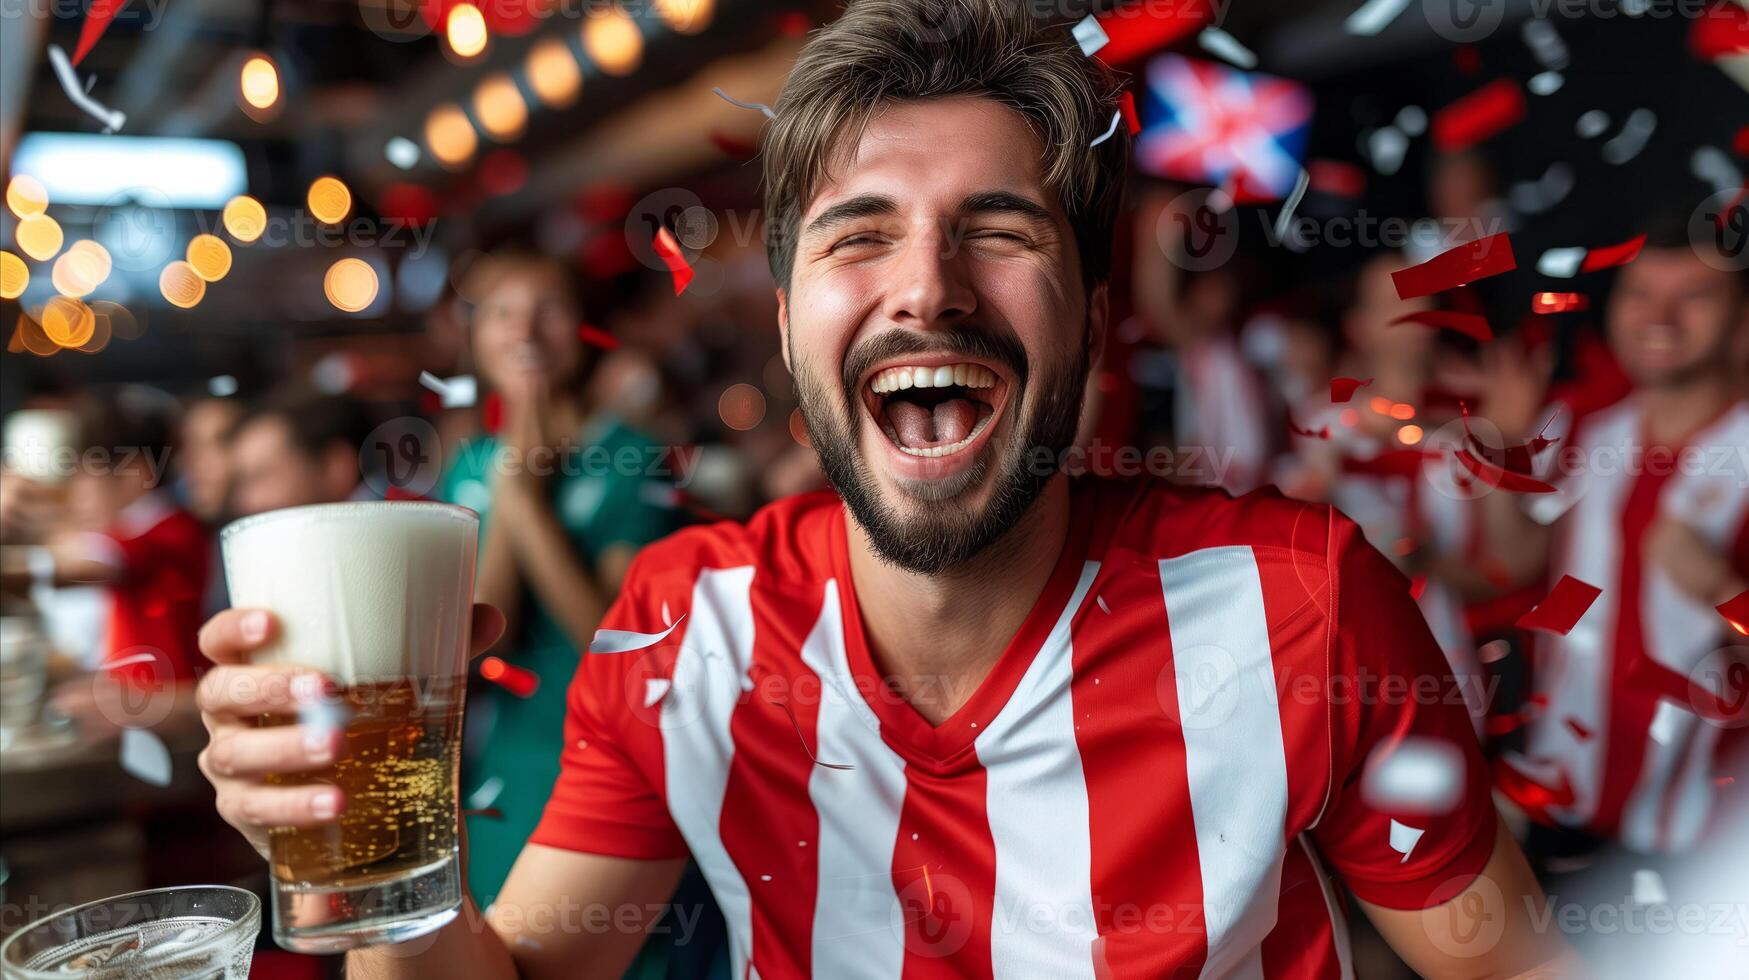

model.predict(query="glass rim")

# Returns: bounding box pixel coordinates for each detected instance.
[0,884,261,976]
[220,499,479,545]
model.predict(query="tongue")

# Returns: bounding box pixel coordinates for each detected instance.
[888,397,977,449]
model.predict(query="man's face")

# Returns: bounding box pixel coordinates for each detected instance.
[229,418,336,516]
[1607,248,1745,388]
[779,97,1105,573]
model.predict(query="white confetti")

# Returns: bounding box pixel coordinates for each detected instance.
[1388,819,1425,863]
[1521,19,1569,70]
[119,727,173,787]
[1602,109,1656,165]
[1393,105,1426,137]
[1344,0,1413,36]
[711,87,776,121]
[1362,736,1465,814]
[1089,109,1122,148]
[1096,595,1111,614]
[385,137,421,170]
[1478,640,1511,665]
[1527,71,1564,96]
[644,678,672,708]
[468,776,504,810]
[1575,109,1611,139]
[759,874,772,882]
[587,616,686,654]
[1509,162,1575,214]
[46,45,125,132]
[1197,28,1257,70]
[1071,14,1108,57]
[418,371,478,409]
[661,601,673,628]
[1691,145,1743,196]
[1273,168,1311,243]
[1537,246,1586,278]
[1631,868,1668,906]
[1647,701,1686,745]
[1367,127,1408,176]
[208,375,239,398]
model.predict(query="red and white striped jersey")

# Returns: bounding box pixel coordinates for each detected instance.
[1519,398,1749,853]
[532,476,1497,978]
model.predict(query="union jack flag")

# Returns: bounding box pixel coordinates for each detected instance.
[1136,54,1314,201]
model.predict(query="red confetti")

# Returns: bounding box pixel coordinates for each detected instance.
[1564,717,1592,741]
[1453,406,1559,493]
[1455,445,1557,493]
[1288,416,1331,440]
[480,656,540,698]
[1340,449,1439,477]
[1690,1,1749,60]
[1485,712,1530,736]
[1453,44,1482,75]
[1118,90,1141,136]
[577,322,620,350]
[1492,757,1576,823]
[1330,376,1373,403]
[1526,693,1550,709]
[482,392,504,434]
[1389,310,1496,342]
[1531,291,1589,314]
[1391,233,1516,300]
[1432,79,1526,152]
[1408,575,1428,600]
[1094,0,1219,66]
[72,0,127,65]
[1717,589,1749,635]
[1516,575,1603,635]
[1579,233,1646,273]
[1735,124,1749,158]
[652,226,694,295]
[708,130,758,159]
[1306,159,1367,198]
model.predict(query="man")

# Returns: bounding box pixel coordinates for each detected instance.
[1481,217,1748,856]
[194,2,1570,976]
[226,387,377,516]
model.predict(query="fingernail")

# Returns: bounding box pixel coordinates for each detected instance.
[241,611,270,643]
[303,728,334,764]
[311,791,339,820]
[290,674,326,705]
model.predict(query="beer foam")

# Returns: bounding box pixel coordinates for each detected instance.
[221,502,479,684]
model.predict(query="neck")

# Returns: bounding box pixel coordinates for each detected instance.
[846,477,1072,725]
[1639,372,1735,445]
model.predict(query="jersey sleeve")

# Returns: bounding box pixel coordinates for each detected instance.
[526,548,690,861]
[1310,514,1498,910]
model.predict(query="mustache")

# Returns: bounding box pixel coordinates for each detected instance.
[839,326,1029,398]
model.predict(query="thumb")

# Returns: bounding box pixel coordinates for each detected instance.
[468,603,507,660]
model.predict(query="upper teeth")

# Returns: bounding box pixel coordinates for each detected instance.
[869,363,997,394]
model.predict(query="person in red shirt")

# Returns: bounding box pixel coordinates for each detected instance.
[190,1,1571,976]
[2,386,210,730]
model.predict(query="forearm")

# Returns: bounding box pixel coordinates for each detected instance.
[1481,489,1550,586]
[346,898,519,980]
[496,487,608,652]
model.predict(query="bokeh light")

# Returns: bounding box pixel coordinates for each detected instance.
[159,261,207,308]
[583,6,643,76]
[425,103,478,168]
[324,257,379,312]
[91,300,141,340]
[186,234,233,281]
[41,296,96,348]
[11,311,58,356]
[16,213,63,261]
[239,54,280,111]
[446,2,489,59]
[222,195,268,242]
[525,36,582,108]
[69,240,112,283]
[0,251,27,299]
[307,176,352,225]
[655,0,715,34]
[472,73,527,141]
[1399,424,1425,446]
[6,174,48,218]
[77,304,112,353]
[50,249,102,297]
[718,383,766,431]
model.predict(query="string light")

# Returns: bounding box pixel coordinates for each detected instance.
[50,249,102,297]
[6,175,48,218]
[324,257,379,312]
[446,2,489,59]
[15,213,63,261]
[0,251,27,299]
[239,54,280,112]
[425,103,478,168]
[41,296,96,348]
[307,176,351,225]
[525,36,582,108]
[655,0,715,34]
[583,6,643,76]
[222,195,267,242]
[69,240,112,284]
[186,234,233,281]
[472,73,527,141]
[160,260,207,308]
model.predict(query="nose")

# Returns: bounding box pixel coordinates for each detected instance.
[881,222,977,330]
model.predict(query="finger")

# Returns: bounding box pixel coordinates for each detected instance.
[200,724,344,779]
[468,602,506,660]
[215,783,345,831]
[196,665,335,717]
[197,608,278,665]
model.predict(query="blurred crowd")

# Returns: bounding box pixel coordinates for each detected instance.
[2,145,1747,974]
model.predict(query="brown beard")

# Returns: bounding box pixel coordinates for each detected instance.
[792,323,1089,575]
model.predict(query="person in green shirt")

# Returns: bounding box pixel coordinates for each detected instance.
[435,250,679,914]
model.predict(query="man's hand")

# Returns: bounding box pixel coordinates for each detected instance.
[1478,339,1554,443]
[1647,517,1745,608]
[0,471,64,544]
[194,604,505,858]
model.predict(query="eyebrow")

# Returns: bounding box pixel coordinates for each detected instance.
[801,190,1058,241]
[957,190,1055,226]
[802,194,899,240]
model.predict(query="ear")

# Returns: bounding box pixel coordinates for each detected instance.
[1086,281,1110,370]
[776,286,793,373]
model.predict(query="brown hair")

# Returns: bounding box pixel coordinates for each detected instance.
[760,0,1130,291]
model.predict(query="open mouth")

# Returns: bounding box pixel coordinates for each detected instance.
[862,361,1009,458]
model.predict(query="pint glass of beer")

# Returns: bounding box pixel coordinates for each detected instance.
[220,501,479,952]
